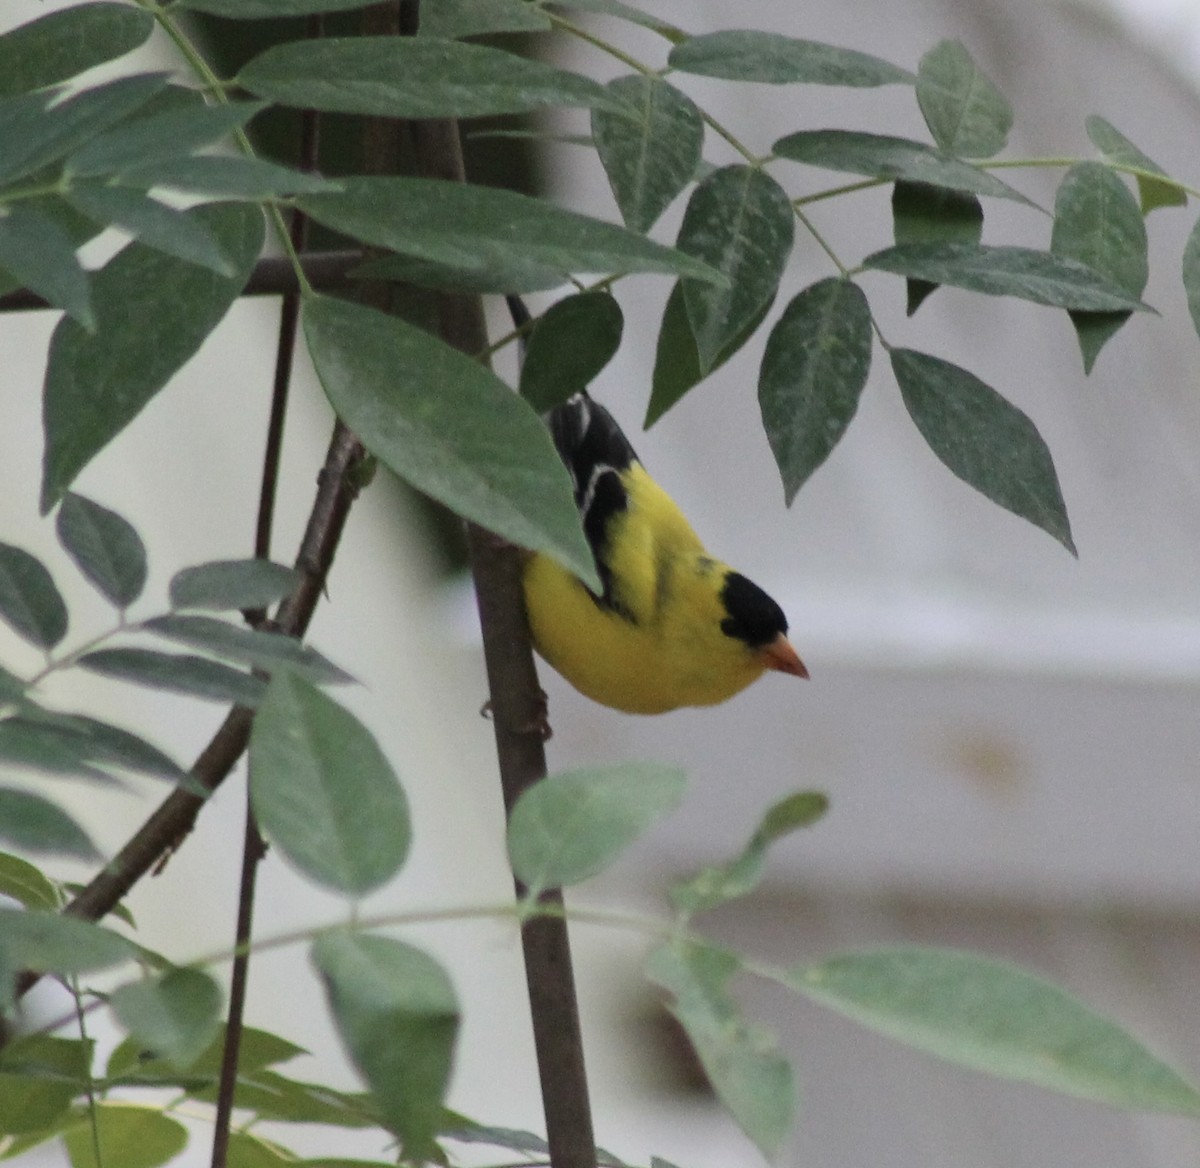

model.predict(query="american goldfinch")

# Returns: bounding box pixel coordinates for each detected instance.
[523,390,807,715]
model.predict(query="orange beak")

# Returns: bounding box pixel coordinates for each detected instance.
[760,633,808,679]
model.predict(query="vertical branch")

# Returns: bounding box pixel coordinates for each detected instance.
[209,813,266,1168]
[254,90,321,561]
[467,520,599,1168]
[213,20,325,1166]
[396,3,598,1160]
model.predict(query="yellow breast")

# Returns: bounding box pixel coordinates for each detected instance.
[522,465,768,714]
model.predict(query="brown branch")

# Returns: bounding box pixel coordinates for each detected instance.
[0,251,360,315]
[405,104,599,1168]
[210,804,267,1168]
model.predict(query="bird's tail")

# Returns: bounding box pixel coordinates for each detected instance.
[506,295,592,420]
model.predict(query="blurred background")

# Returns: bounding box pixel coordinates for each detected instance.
[4,0,1200,1165]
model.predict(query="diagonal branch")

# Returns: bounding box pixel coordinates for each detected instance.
[13,421,366,1001]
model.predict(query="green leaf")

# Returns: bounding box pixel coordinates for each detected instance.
[915,39,1012,157]
[0,197,104,299]
[297,177,724,286]
[892,181,984,314]
[758,278,872,504]
[890,348,1075,553]
[312,932,459,1157]
[863,242,1152,312]
[0,73,169,187]
[444,1121,548,1157]
[78,647,267,707]
[67,718,184,784]
[64,1104,187,1168]
[592,75,703,233]
[250,673,410,896]
[56,493,147,609]
[179,0,387,15]
[0,1035,91,1136]
[646,940,793,1158]
[507,763,686,895]
[303,294,599,590]
[668,30,913,86]
[419,0,552,37]
[65,101,266,177]
[786,947,1200,1114]
[0,790,97,861]
[224,1132,296,1167]
[239,38,621,119]
[519,292,624,412]
[0,544,67,650]
[1184,215,1200,343]
[539,0,682,34]
[108,1023,304,1083]
[352,253,567,295]
[169,559,299,612]
[110,967,223,1071]
[677,165,794,372]
[772,129,1033,204]
[1050,161,1148,372]
[142,614,351,684]
[0,664,25,706]
[645,281,775,427]
[0,4,153,98]
[65,184,234,276]
[0,717,109,781]
[116,155,340,200]
[189,1067,375,1127]
[0,207,92,330]
[41,201,265,512]
[12,711,185,784]
[1085,115,1187,214]
[0,851,61,910]
[0,909,133,1004]
[671,791,828,915]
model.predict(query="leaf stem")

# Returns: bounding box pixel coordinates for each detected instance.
[24,618,127,689]
[69,977,106,1168]
[144,2,313,295]
[982,155,1200,199]
[794,176,888,206]
[544,12,661,78]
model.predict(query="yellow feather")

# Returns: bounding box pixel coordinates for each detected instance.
[523,464,771,714]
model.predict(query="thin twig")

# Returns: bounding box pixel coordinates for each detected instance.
[213,29,326,1164]
[209,805,268,1168]
[254,92,322,564]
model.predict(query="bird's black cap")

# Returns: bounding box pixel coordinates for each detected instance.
[719,571,788,649]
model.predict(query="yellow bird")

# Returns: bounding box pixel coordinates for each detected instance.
[523,390,807,715]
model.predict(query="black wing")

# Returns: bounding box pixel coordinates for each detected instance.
[547,392,639,611]
[505,298,638,610]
